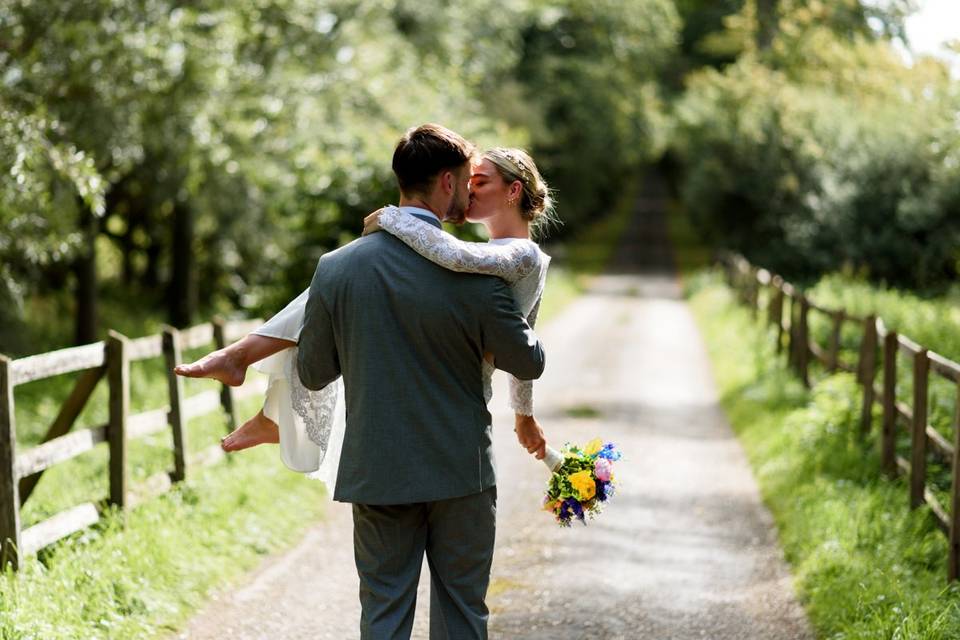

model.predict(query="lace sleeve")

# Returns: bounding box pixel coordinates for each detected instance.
[509,295,542,416]
[378,206,539,283]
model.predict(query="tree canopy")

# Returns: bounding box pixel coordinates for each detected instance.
[1,0,956,355]
[670,0,959,288]
[0,0,679,352]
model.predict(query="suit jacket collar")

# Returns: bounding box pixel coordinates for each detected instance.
[399,206,443,229]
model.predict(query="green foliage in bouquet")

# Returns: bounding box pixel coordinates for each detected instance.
[547,450,597,500]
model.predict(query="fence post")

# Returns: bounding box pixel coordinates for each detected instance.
[212,318,238,435]
[738,269,745,305]
[858,315,878,436]
[723,256,735,290]
[797,296,811,387]
[909,349,929,509]
[770,279,784,354]
[881,331,898,477]
[162,327,188,483]
[107,332,129,509]
[827,312,844,373]
[787,294,798,369]
[948,382,960,581]
[0,356,21,570]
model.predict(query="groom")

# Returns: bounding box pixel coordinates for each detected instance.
[297,124,546,639]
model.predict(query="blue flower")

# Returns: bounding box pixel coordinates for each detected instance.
[603,482,616,499]
[597,443,622,461]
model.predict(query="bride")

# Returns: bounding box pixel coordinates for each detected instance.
[175,147,559,484]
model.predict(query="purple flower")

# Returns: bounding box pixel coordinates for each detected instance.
[595,479,607,502]
[559,497,583,522]
[562,498,586,524]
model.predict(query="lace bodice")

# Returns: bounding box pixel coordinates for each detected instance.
[379,206,550,415]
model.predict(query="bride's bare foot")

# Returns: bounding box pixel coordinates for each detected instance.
[174,347,247,387]
[221,410,279,452]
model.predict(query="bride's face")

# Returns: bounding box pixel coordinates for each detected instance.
[466,159,516,223]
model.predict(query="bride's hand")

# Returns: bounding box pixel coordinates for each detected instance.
[514,414,546,460]
[445,208,466,226]
[362,208,387,236]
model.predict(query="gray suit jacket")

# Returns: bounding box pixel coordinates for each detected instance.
[297,213,545,505]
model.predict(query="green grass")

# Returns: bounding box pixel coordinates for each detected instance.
[805,274,960,362]
[563,404,602,419]
[806,275,960,482]
[667,204,960,638]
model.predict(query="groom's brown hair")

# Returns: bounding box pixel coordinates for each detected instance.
[392,124,475,196]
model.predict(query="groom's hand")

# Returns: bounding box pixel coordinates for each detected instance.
[514,414,546,460]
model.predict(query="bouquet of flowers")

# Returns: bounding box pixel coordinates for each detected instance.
[541,438,622,526]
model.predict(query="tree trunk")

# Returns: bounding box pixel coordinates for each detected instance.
[756,0,778,50]
[74,207,98,345]
[121,218,135,286]
[103,174,136,287]
[143,204,161,290]
[168,201,195,328]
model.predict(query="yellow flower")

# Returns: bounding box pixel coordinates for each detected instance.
[583,438,603,456]
[568,470,596,500]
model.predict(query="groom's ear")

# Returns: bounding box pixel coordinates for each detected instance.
[439,170,454,195]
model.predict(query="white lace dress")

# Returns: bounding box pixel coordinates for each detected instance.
[252,206,551,488]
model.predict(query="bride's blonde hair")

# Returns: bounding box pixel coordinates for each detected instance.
[483,148,559,238]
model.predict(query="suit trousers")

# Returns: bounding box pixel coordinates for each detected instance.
[351,486,497,640]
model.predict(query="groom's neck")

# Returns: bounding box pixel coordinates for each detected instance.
[398,194,442,219]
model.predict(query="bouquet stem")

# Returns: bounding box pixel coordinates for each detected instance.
[542,445,563,473]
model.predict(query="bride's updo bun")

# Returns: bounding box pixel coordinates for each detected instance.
[483,147,558,237]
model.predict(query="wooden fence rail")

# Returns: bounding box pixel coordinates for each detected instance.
[724,255,960,583]
[0,317,263,570]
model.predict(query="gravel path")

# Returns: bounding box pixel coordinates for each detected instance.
[175,176,812,639]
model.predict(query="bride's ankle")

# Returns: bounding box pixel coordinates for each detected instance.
[225,344,250,369]
[256,413,279,430]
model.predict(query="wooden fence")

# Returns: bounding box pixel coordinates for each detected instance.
[725,255,960,582]
[0,317,264,570]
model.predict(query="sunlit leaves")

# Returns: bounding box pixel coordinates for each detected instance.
[673,17,960,288]
[0,0,682,343]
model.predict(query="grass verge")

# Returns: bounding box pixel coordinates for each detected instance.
[667,204,960,638]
